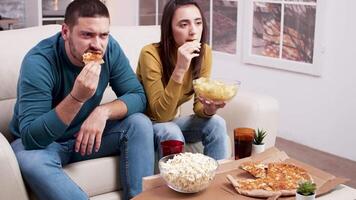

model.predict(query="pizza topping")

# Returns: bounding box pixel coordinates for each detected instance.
[227,162,313,198]
[82,52,104,64]
[240,161,267,178]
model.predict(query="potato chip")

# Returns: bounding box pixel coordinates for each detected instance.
[193,77,239,101]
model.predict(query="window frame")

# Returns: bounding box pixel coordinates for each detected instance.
[242,0,326,76]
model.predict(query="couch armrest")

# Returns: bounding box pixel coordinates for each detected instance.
[216,91,279,149]
[0,133,29,200]
[179,91,279,152]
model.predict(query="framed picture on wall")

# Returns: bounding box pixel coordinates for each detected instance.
[242,0,326,76]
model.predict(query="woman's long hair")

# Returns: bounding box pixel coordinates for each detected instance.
[159,0,208,86]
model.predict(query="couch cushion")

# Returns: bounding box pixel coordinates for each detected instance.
[109,26,160,71]
[0,99,16,142]
[0,25,62,101]
[64,156,120,197]
[64,142,204,198]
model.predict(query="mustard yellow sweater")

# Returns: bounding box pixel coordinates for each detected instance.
[136,43,212,122]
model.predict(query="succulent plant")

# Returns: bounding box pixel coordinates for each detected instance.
[253,129,267,145]
[297,181,317,196]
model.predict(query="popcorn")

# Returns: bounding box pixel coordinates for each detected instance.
[159,153,218,193]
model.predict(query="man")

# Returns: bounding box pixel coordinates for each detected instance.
[9,0,154,199]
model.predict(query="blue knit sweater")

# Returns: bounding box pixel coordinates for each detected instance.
[10,33,146,150]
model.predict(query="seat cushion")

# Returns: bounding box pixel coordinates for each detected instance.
[63,142,204,198]
[64,156,120,197]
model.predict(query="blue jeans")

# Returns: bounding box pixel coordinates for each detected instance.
[153,114,229,160]
[11,113,154,200]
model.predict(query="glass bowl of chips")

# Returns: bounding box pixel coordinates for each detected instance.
[193,77,241,102]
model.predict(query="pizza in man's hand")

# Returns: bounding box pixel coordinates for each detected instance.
[227,161,313,198]
[82,52,104,64]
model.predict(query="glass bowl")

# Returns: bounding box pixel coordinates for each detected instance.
[158,153,219,193]
[193,77,241,102]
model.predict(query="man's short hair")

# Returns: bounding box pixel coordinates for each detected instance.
[64,0,110,28]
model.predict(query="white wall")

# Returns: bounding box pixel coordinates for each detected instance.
[106,0,138,26]
[213,0,356,161]
[110,0,356,161]
[24,0,41,27]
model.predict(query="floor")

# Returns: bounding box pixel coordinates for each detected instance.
[275,137,356,188]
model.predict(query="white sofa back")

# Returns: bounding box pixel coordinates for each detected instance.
[0,25,161,142]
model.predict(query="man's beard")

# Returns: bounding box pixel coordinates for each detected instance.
[68,37,85,66]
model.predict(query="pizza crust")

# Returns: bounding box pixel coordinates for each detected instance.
[238,188,282,198]
[280,189,296,196]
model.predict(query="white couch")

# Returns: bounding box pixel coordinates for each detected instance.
[0,25,279,200]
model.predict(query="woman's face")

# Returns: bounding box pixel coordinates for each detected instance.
[171,4,203,47]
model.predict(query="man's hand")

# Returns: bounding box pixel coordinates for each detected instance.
[71,61,101,103]
[198,96,226,116]
[75,107,108,156]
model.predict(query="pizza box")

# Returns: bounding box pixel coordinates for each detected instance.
[134,147,348,200]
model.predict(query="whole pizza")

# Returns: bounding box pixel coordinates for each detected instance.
[227,161,313,198]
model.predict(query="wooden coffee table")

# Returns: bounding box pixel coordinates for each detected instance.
[133,150,356,200]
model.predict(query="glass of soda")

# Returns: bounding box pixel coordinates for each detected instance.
[234,127,254,159]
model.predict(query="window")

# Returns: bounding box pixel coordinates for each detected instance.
[138,0,238,55]
[139,0,156,25]
[212,0,238,54]
[138,0,324,75]
[243,0,325,76]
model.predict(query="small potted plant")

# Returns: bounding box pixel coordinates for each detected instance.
[251,128,267,155]
[296,181,317,200]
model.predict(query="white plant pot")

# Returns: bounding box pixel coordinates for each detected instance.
[251,144,265,155]
[296,192,316,200]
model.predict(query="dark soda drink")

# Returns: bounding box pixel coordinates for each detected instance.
[234,128,254,160]
[234,136,253,159]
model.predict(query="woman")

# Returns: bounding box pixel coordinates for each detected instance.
[136,0,229,160]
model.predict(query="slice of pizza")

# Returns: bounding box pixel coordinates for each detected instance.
[267,163,312,182]
[267,163,313,194]
[82,52,104,64]
[227,162,314,198]
[227,175,281,198]
[240,161,267,178]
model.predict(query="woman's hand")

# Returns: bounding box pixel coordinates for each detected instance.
[172,41,201,83]
[198,96,226,116]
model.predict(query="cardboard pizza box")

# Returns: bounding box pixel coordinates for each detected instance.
[134,147,349,200]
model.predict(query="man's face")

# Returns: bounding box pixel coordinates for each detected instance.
[171,5,203,47]
[62,17,110,66]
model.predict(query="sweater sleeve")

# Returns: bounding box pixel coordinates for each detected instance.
[193,44,213,118]
[17,54,68,150]
[108,38,147,116]
[137,45,183,122]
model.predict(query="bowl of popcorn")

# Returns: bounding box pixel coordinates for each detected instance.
[158,153,219,193]
[193,77,240,102]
